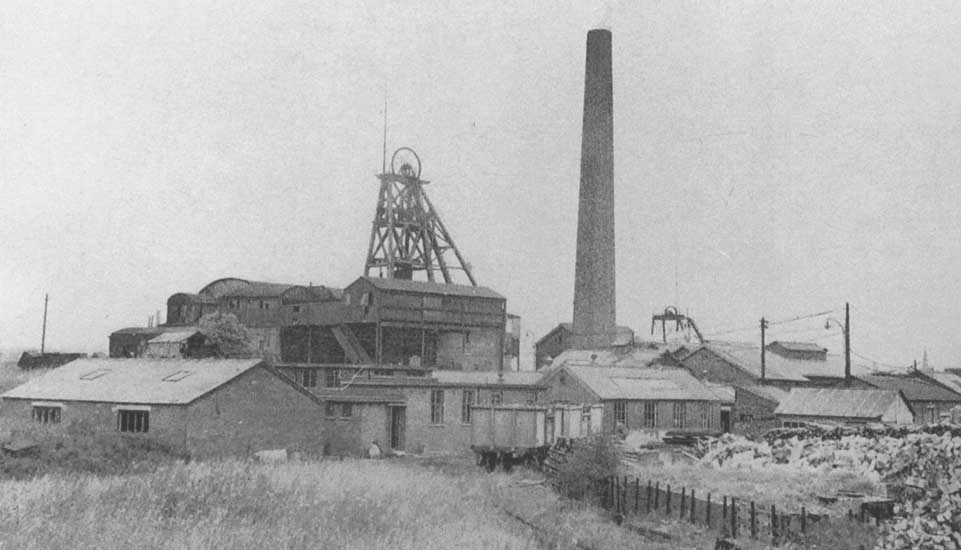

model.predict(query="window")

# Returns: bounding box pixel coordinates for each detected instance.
[118,410,149,433]
[325,402,337,417]
[162,370,193,382]
[644,402,657,428]
[672,403,686,429]
[491,391,503,405]
[32,406,61,424]
[526,391,538,405]
[430,390,445,424]
[80,369,110,381]
[299,368,317,388]
[373,369,393,377]
[325,369,340,388]
[292,305,301,313]
[360,292,370,306]
[614,401,628,428]
[461,390,475,423]
[342,403,353,418]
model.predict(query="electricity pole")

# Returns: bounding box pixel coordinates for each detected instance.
[40,293,49,355]
[760,317,768,381]
[844,302,851,385]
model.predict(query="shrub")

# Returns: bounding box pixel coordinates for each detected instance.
[553,436,621,502]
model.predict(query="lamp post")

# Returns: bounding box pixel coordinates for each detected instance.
[825,302,851,385]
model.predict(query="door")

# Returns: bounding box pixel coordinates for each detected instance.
[721,409,731,433]
[389,406,406,451]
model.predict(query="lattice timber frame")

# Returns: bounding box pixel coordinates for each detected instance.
[364,147,477,285]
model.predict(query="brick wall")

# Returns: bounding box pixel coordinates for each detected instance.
[681,349,758,386]
[1,398,189,452]
[435,329,501,371]
[732,387,779,437]
[184,366,326,458]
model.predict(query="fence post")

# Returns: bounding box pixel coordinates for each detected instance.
[750,501,757,539]
[707,493,712,527]
[647,481,652,513]
[634,478,640,514]
[731,497,738,539]
[615,476,621,515]
[680,488,686,520]
[654,481,660,511]
[801,507,806,534]
[690,489,696,524]
[622,476,629,515]
[772,504,778,541]
[666,485,672,515]
[722,495,728,528]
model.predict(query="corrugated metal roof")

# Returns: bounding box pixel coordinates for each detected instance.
[774,388,902,419]
[432,370,543,387]
[697,342,874,382]
[563,366,721,401]
[147,331,200,344]
[2,358,263,405]
[110,326,185,336]
[199,278,298,299]
[923,370,961,395]
[356,276,504,300]
[859,374,961,402]
[547,345,676,372]
[739,384,789,404]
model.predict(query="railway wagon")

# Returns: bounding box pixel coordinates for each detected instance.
[470,403,605,471]
[471,404,548,472]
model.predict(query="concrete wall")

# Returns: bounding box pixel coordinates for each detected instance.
[184,366,326,458]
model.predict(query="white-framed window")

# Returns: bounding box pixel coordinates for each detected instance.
[325,369,340,388]
[299,368,318,388]
[672,402,686,429]
[644,402,657,428]
[614,401,628,428]
[461,390,475,424]
[32,405,61,424]
[118,409,149,433]
[430,390,444,424]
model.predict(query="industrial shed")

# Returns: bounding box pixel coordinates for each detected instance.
[774,388,914,427]
[540,365,722,434]
[858,374,961,424]
[1,358,328,458]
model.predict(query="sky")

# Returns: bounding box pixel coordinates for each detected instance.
[2,1,961,369]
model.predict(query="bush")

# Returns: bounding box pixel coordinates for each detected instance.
[553,436,621,502]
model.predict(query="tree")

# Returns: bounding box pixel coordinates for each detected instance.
[198,312,253,358]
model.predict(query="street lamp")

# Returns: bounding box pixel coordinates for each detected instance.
[824,302,851,385]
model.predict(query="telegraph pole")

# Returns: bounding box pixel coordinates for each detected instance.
[760,317,768,381]
[844,302,851,385]
[40,293,49,355]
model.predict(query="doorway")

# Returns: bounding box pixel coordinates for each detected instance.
[721,409,731,433]
[389,406,406,451]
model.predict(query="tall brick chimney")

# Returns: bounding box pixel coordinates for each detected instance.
[572,29,616,349]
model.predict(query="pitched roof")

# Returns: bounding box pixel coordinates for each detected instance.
[2,358,264,405]
[199,278,298,299]
[432,370,544,387]
[147,330,201,344]
[535,322,634,347]
[775,388,904,419]
[562,365,721,401]
[356,276,504,300]
[695,342,873,382]
[703,382,736,404]
[859,374,961,402]
[110,326,185,337]
[739,384,790,404]
[547,345,678,372]
[920,370,961,396]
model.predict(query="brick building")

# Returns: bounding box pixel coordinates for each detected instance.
[539,364,722,434]
[534,322,635,370]
[1,358,329,458]
[774,388,914,427]
[858,374,961,424]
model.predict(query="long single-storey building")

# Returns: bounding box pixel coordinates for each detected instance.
[539,364,723,434]
[1,358,328,458]
[774,388,914,427]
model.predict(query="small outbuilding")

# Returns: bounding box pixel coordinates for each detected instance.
[774,388,914,427]
[1,358,327,457]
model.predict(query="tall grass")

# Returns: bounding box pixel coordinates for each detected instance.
[0,459,540,550]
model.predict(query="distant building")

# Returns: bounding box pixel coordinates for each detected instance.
[534,323,635,370]
[774,388,914,427]
[766,341,828,361]
[733,385,788,436]
[858,373,961,424]
[539,364,723,434]
[143,330,212,359]
[1,358,329,457]
[16,352,86,370]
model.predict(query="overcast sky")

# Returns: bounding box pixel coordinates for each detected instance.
[2,1,960,369]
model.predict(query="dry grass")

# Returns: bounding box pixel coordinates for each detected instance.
[0,459,542,550]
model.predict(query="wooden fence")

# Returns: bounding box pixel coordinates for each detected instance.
[595,475,886,545]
